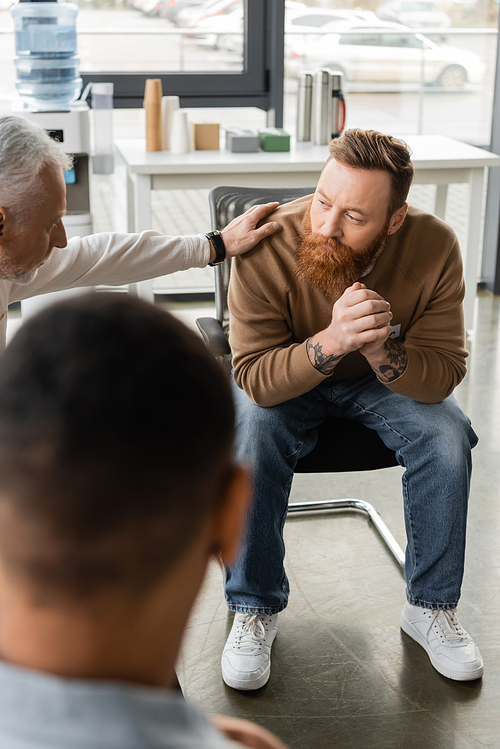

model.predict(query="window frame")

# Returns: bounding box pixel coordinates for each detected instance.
[81,0,284,123]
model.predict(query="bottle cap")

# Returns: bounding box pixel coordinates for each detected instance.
[331,72,344,91]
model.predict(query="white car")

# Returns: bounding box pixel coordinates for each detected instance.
[191,2,243,48]
[286,22,484,87]
[181,0,241,29]
[376,0,452,29]
[286,10,385,61]
[286,7,379,32]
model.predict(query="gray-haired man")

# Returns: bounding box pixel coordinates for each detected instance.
[0,115,279,349]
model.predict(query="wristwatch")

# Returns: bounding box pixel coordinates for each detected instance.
[206,230,226,266]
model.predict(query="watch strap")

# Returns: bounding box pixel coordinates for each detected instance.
[207,230,226,266]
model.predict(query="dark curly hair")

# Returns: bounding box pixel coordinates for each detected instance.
[0,293,235,598]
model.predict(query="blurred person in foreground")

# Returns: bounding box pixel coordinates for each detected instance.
[0,293,288,749]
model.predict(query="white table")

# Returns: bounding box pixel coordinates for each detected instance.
[115,135,500,333]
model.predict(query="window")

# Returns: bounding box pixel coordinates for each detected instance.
[0,0,283,118]
[80,0,271,108]
[380,33,424,48]
[284,3,497,147]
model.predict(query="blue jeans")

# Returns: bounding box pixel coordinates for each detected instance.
[226,373,478,614]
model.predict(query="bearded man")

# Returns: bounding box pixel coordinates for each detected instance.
[221,129,482,690]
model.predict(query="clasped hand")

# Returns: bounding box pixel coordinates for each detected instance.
[325,282,393,358]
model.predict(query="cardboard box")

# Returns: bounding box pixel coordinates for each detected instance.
[192,122,220,150]
[258,127,290,152]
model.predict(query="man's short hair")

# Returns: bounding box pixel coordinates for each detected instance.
[0,294,235,598]
[0,115,72,224]
[328,129,414,216]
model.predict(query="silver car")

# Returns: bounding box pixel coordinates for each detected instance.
[286,22,484,87]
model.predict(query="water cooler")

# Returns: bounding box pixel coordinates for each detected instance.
[11,0,94,318]
[17,103,93,240]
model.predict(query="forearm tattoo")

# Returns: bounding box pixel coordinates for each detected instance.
[307,339,344,375]
[373,340,408,383]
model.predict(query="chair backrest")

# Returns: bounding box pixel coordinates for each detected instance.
[209,185,315,327]
[209,185,398,473]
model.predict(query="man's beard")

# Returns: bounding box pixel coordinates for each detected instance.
[0,257,40,286]
[296,210,390,297]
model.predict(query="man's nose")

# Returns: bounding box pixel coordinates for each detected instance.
[320,211,342,238]
[52,219,67,248]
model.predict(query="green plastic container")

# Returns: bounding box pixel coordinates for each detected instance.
[258,127,290,152]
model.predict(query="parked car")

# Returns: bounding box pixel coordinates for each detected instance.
[286,7,378,34]
[159,0,208,23]
[286,8,383,60]
[180,0,241,28]
[136,0,164,16]
[192,2,243,48]
[182,0,306,30]
[286,22,484,87]
[189,0,302,50]
[376,0,452,28]
[215,1,329,56]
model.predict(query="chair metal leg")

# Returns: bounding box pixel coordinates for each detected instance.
[287,498,405,568]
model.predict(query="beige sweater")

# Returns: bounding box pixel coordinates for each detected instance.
[229,195,467,407]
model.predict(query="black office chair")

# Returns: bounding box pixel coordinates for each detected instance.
[197,185,405,569]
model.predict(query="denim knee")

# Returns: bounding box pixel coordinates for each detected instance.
[232,382,292,461]
[413,398,477,465]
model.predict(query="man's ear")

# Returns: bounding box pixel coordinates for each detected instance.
[388,202,408,236]
[0,206,14,242]
[213,464,251,567]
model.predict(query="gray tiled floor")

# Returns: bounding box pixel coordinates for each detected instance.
[177,290,500,749]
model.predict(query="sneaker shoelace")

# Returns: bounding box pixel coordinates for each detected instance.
[426,609,467,644]
[234,614,267,653]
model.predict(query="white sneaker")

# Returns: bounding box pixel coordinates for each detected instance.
[221,613,278,690]
[400,601,483,681]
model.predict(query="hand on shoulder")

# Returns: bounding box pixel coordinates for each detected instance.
[221,202,280,259]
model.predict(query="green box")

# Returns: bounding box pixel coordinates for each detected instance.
[258,127,290,152]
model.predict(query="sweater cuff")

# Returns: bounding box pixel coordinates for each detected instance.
[289,340,328,393]
[184,234,211,269]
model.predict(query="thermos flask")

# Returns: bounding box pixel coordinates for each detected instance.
[331,72,346,139]
[311,68,346,145]
[296,71,313,142]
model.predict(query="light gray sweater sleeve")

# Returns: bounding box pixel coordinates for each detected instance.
[9,231,210,303]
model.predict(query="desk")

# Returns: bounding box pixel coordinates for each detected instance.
[115,135,500,333]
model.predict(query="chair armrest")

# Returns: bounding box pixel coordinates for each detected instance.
[196,317,231,357]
